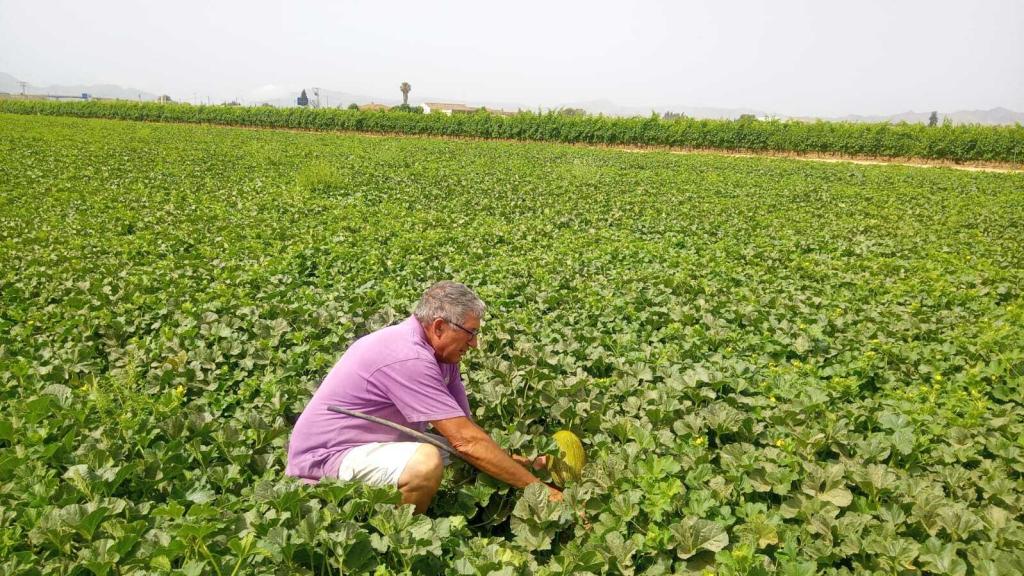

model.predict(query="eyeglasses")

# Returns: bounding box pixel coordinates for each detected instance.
[447,319,480,338]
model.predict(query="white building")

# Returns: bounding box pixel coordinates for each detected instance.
[422,102,478,116]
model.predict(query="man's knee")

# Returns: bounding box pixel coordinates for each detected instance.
[400,444,444,489]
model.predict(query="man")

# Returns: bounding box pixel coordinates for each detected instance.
[286,281,562,513]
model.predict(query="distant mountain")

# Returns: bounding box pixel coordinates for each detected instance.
[0,71,159,101]
[0,71,22,93]
[558,98,769,120]
[815,107,1024,126]
[254,87,400,109]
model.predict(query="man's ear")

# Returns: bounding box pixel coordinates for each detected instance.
[430,318,446,337]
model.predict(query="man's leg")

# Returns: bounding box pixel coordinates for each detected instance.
[397,444,444,513]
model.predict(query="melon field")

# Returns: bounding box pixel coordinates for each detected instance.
[1,113,1023,576]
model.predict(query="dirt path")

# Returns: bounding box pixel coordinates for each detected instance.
[612,145,1023,173]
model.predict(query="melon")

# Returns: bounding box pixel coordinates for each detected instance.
[549,430,586,486]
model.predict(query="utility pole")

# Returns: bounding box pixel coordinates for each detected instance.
[312,87,321,109]
[18,81,28,95]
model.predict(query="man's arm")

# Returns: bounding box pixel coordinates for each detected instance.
[432,416,562,500]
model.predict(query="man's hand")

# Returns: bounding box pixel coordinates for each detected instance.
[546,484,563,502]
[511,454,548,471]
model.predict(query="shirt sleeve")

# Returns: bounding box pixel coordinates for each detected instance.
[447,366,472,419]
[371,358,467,423]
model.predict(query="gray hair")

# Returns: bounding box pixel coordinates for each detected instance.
[414,281,486,325]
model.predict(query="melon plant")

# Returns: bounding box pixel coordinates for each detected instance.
[0,112,1022,575]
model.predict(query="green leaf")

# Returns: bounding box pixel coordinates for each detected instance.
[185,486,216,504]
[801,463,852,507]
[511,482,560,524]
[892,428,915,456]
[61,504,110,541]
[0,418,13,442]
[602,532,641,576]
[150,556,172,571]
[369,532,389,553]
[151,501,186,519]
[937,505,983,541]
[818,487,853,507]
[917,537,967,576]
[511,520,553,551]
[63,464,97,496]
[780,560,818,576]
[669,518,729,559]
[510,483,566,551]
[180,559,206,576]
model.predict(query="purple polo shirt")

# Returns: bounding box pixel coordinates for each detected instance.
[285,316,471,482]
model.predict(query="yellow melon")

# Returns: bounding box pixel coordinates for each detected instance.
[549,430,586,486]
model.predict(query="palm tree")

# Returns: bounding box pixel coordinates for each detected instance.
[400,82,411,106]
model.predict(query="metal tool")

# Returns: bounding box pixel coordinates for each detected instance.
[326,405,467,462]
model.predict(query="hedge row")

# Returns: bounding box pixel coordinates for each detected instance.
[3,99,1022,163]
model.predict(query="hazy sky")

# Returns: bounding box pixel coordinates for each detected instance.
[1,0,1021,116]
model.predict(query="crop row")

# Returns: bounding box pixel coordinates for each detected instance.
[1,99,1023,164]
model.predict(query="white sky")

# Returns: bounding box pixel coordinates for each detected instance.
[1,0,1022,116]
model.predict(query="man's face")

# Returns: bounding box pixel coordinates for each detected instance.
[427,315,480,364]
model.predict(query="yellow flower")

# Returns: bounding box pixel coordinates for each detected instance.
[775,439,785,447]
[933,374,943,382]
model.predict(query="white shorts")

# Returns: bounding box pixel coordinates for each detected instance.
[338,434,452,487]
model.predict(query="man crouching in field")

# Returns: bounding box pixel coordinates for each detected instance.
[286,281,560,513]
